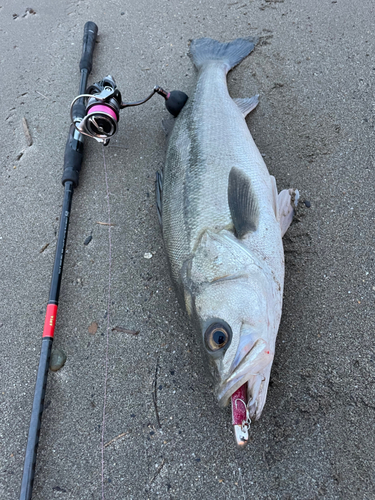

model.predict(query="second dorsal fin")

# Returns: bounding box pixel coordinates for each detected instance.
[233,95,259,118]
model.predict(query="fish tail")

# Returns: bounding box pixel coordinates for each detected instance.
[189,37,258,72]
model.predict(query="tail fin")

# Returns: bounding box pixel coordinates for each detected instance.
[189,37,258,72]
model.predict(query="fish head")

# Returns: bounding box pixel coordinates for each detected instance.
[184,230,282,420]
[195,276,275,420]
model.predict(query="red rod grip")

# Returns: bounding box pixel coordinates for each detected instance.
[42,304,58,338]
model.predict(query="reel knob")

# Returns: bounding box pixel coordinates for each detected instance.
[165,90,188,117]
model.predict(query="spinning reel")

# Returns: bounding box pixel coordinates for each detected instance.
[70,75,188,145]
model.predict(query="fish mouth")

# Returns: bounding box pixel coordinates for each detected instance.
[216,338,273,407]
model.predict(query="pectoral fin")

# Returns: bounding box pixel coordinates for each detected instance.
[228,167,259,238]
[270,175,300,237]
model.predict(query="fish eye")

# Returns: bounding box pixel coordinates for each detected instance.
[204,322,232,352]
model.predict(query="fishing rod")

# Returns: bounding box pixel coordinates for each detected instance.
[19,21,98,500]
[20,21,187,500]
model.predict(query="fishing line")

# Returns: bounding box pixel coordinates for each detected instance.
[100,145,113,499]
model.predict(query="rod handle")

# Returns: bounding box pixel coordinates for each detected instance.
[79,21,98,73]
[19,338,53,500]
[62,124,84,187]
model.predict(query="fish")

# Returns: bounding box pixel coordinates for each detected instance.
[156,37,299,447]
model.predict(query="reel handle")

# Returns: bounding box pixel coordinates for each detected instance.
[80,21,98,73]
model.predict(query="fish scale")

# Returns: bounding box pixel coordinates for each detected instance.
[164,64,284,286]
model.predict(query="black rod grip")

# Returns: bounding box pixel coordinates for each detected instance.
[79,21,98,73]
[19,338,53,500]
[62,125,84,187]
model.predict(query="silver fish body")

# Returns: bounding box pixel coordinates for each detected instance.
[159,38,298,424]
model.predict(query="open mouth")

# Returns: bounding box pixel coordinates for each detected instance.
[216,338,272,406]
[215,338,274,448]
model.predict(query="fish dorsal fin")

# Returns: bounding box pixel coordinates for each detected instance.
[233,95,259,118]
[228,167,259,238]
